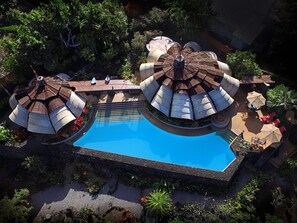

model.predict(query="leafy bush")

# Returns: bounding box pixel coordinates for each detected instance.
[1,0,128,78]
[266,84,297,113]
[226,50,262,79]
[0,123,13,142]
[72,163,105,194]
[278,158,297,183]
[130,7,169,32]
[19,156,63,188]
[121,58,134,80]
[218,175,271,223]
[85,173,105,194]
[174,203,222,223]
[0,188,33,223]
[153,179,180,193]
[127,173,153,188]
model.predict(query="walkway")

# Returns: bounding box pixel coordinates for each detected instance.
[69,79,140,93]
[229,86,271,149]
[239,74,275,85]
[31,164,255,222]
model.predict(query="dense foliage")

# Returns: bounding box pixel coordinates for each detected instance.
[266,84,297,114]
[226,50,262,79]
[0,188,33,223]
[0,0,128,82]
[0,123,13,142]
[278,158,297,183]
[19,155,63,188]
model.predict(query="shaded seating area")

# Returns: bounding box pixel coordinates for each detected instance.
[251,136,266,150]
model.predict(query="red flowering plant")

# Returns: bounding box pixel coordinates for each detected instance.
[59,101,92,139]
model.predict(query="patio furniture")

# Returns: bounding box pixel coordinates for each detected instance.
[251,137,266,145]
[91,77,96,85]
[261,112,275,123]
[104,75,110,84]
[246,102,257,112]
[272,119,280,126]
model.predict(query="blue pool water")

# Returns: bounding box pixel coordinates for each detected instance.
[74,111,235,171]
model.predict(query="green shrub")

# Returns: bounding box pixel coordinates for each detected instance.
[0,123,13,142]
[278,158,297,183]
[72,163,105,194]
[153,179,180,193]
[226,50,262,79]
[0,188,33,223]
[121,58,134,80]
[85,173,105,194]
[127,173,153,188]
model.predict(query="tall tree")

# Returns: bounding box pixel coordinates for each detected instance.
[0,0,128,81]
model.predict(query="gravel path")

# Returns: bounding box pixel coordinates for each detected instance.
[31,183,143,222]
[31,162,256,222]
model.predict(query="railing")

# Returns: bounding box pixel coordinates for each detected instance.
[97,101,145,122]
[217,130,237,144]
[98,101,145,110]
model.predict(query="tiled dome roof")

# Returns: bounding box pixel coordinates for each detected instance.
[9,75,86,134]
[140,40,240,120]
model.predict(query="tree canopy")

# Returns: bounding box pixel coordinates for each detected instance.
[226,50,262,79]
[0,0,128,81]
[266,84,297,113]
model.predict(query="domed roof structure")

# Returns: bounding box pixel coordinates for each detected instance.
[140,41,240,120]
[9,74,86,134]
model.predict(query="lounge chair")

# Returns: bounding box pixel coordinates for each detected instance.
[261,112,276,123]
[272,118,280,126]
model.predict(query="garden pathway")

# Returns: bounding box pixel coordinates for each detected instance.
[31,183,143,223]
[31,163,255,221]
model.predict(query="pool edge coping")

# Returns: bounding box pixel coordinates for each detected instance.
[73,145,244,186]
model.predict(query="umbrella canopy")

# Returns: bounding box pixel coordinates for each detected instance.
[9,74,86,134]
[246,91,266,109]
[140,40,240,120]
[260,124,282,143]
[146,36,174,53]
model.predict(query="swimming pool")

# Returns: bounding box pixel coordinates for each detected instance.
[74,110,236,172]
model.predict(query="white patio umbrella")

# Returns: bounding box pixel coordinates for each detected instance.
[246,91,266,109]
[260,124,282,143]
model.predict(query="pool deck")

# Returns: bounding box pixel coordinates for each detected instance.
[69,84,293,185]
[69,79,140,93]
[228,86,271,149]
[71,91,246,186]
